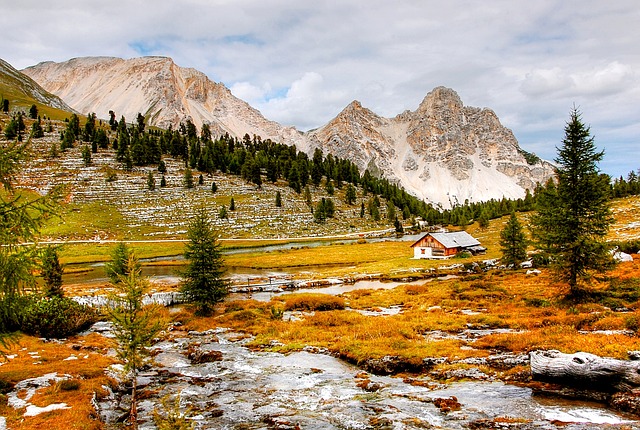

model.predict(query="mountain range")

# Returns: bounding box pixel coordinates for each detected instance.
[19,56,554,208]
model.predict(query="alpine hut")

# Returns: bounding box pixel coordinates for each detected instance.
[411,231,485,259]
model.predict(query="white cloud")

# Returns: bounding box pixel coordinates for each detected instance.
[1,0,639,176]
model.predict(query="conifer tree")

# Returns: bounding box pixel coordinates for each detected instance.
[81,145,92,166]
[345,184,357,205]
[108,256,162,429]
[275,191,282,207]
[531,108,613,297]
[229,197,235,211]
[500,212,528,268]
[105,242,139,285]
[40,246,64,298]
[0,140,63,336]
[147,171,156,190]
[29,104,38,119]
[183,168,194,189]
[181,210,228,315]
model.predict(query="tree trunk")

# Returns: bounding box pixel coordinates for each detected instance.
[530,350,640,392]
[130,377,138,430]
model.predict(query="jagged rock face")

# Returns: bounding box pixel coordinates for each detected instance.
[22,56,553,208]
[306,86,555,208]
[0,58,73,111]
[21,56,300,144]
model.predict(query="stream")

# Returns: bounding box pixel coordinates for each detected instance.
[95,327,638,429]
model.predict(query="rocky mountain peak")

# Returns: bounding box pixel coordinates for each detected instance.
[306,86,555,208]
[21,56,293,143]
[416,86,464,116]
[0,58,74,112]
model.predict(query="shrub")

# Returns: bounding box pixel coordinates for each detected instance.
[283,294,345,311]
[20,296,98,338]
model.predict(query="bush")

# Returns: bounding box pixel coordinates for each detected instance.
[283,294,345,311]
[20,296,98,338]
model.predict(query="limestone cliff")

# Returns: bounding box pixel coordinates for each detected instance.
[304,87,555,208]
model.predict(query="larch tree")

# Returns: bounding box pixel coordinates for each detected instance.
[108,255,162,429]
[0,140,63,336]
[181,209,228,315]
[530,108,614,298]
[105,242,139,285]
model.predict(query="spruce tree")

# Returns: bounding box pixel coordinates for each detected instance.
[530,108,613,297]
[40,246,64,298]
[345,184,357,205]
[275,191,282,207]
[229,197,235,211]
[147,171,156,190]
[500,212,528,268]
[183,168,194,189]
[181,209,228,315]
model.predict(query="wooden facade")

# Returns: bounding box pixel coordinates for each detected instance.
[410,231,484,259]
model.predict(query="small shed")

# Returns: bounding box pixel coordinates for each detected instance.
[411,231,485,259]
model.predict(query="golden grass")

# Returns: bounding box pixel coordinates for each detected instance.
[195,257,640,366]
[0,334,116,430]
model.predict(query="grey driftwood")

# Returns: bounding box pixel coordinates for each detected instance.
[530,350,640,392]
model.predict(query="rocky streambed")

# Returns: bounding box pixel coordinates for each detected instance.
[93,325,639,429]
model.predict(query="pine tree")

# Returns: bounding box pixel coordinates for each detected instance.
[40,246,64,298]
[500,212,528,268]
[147,171,156,191]
[229,197,235,211]
[211,181,217,193]
[183,168,194,189]
[531,108,613,297]
[160,175,167,187]
[275,191,282,207]
[181,210,228,315]
[345,184,357,205]
[29,104,38,119]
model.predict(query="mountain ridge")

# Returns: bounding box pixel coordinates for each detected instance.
[20,56,554,208]
[0,58,74,114]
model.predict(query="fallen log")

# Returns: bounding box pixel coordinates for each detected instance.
[530,350,640,392]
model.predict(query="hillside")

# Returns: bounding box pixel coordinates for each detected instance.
[14,118,402,243]
[0,58,74,120]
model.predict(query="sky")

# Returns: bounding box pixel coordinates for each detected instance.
[2,0,639,177]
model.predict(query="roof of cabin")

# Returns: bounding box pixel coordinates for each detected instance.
[411,231,481,249]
